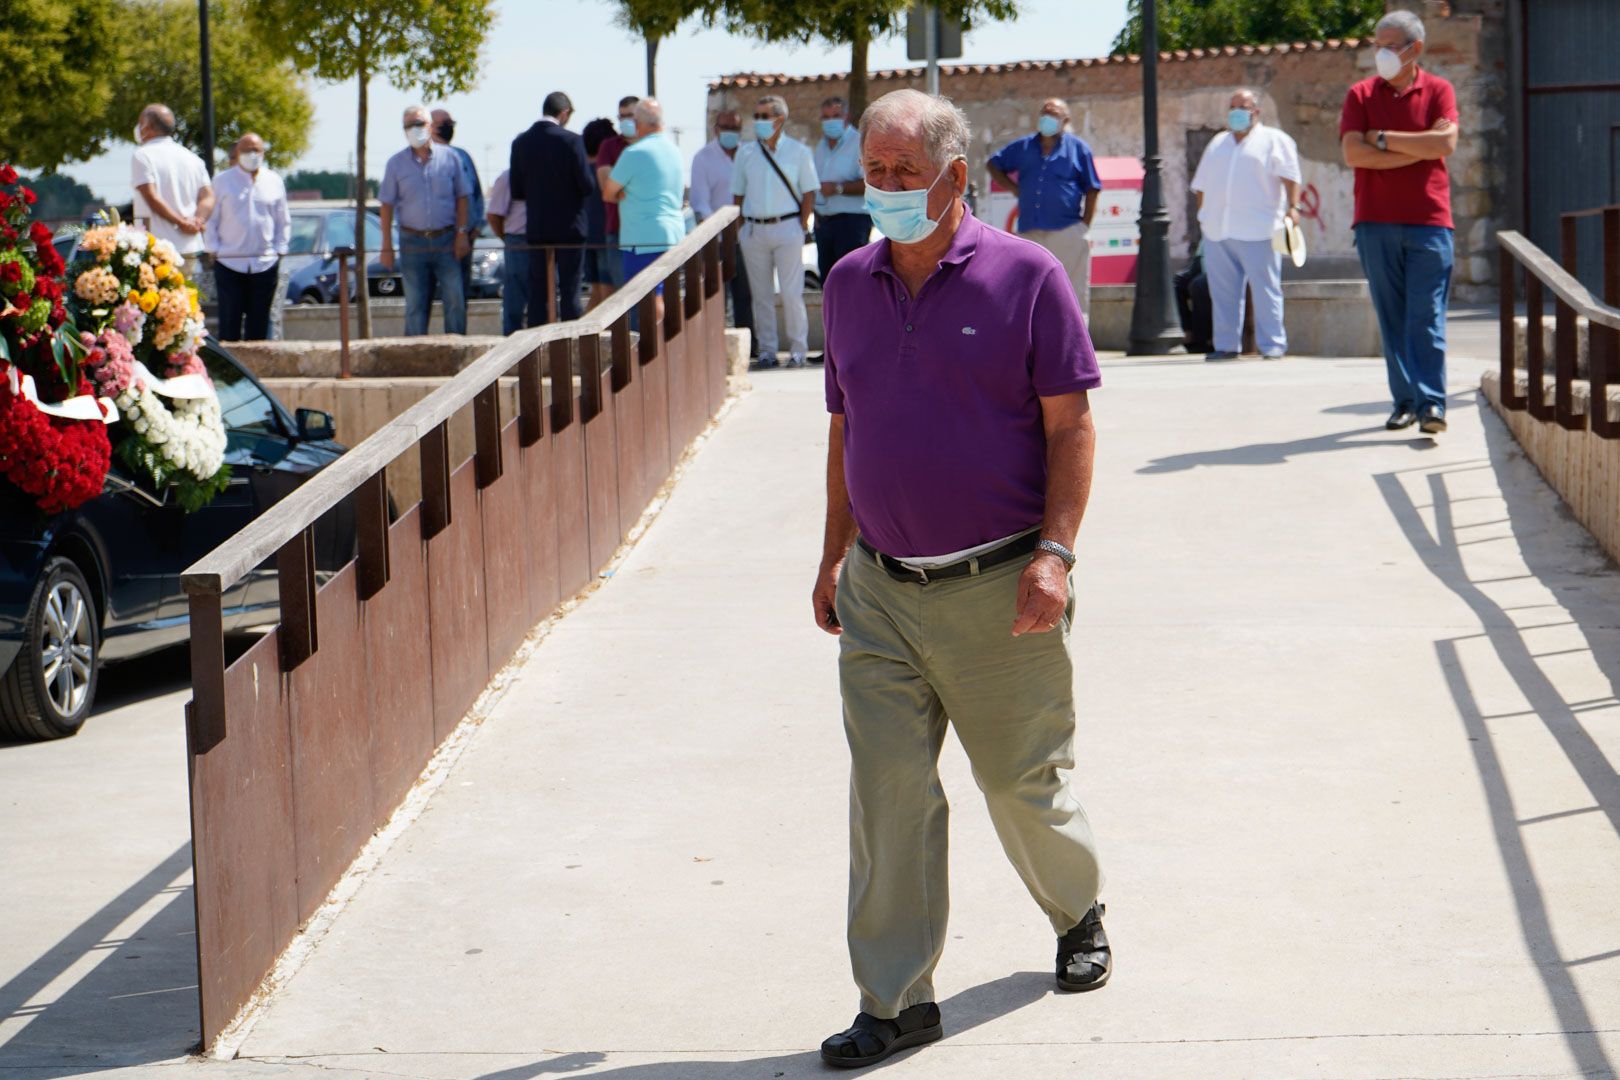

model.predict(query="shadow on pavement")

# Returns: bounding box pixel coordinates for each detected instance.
[469,971,1053,1079]
[1375,402,1620,1078]
[0,844,200,1075]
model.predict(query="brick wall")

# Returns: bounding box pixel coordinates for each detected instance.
[708,4,1507,298]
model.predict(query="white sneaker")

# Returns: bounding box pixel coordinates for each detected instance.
[787,355,806,368]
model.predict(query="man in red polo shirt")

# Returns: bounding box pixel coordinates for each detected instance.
[1339,10,1460,435]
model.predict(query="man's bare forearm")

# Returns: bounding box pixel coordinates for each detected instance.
[822,417,857,566]
[1041,415,1095,551]
[1381,128,1457,160]
[1341,136,1422,170]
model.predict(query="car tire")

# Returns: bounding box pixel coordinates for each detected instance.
[0,558,99,741]
[298,290,323,305]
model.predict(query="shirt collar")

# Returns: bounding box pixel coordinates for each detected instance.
[870,205,982,279]
[1383,65,1427,98]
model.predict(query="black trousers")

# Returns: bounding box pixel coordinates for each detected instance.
[213,259,280,341]
[526,237,584,325]
[814,213,873,283]
[1174,255,1213,354]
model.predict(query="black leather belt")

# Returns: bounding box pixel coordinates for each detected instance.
[744,213,797,224]
[858,532,1041,585]
[399,225,454,238]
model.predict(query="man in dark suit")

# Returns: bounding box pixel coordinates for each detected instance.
[510,90,595,324]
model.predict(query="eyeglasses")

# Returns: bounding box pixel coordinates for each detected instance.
[752,113,774,120]
[404,121,427,130]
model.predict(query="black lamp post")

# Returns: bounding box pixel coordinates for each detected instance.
[1127,0,1185,355]
[199,0,216,175]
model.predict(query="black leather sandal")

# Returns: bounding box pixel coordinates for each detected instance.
[1056,901,1111,992]
[819,1002,943,1069]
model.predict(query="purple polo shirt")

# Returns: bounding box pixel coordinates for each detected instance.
[823,208,1100,558]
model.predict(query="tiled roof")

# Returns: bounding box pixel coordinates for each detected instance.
[710,38,1368,90]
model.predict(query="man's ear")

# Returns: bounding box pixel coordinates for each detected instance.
[952,158,968,195]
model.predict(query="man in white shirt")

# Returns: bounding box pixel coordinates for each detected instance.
[689,110,751,339]
[732,95,817,369]
[485,168,529,336]
[203,132,289,341]
[812,96,870,290]
[132,103,214,293]
[1190,89,1302,360]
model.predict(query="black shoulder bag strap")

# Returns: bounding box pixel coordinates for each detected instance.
[758,143,801,209]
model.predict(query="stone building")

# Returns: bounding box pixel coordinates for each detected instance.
[709,2,1518,298]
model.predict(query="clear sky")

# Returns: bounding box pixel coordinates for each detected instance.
[67,0,1130,204]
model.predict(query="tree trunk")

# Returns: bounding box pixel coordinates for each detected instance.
[355,63,372,340]
[645,34,659,97]
[849,30,870,122]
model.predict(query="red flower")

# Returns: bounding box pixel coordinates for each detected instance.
[19,187,36,206]
[0,383,111,514]
[0,164,17,184]
[0,192,11,212]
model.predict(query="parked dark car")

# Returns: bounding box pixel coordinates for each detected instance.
[469,222,504,299]
[284,207,403,304]
[0,340,354,741]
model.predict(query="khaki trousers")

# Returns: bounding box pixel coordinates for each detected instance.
[835,543,1102,1019]
[1025,222,1092,319]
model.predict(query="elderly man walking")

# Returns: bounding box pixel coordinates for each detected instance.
[691,110,752,338]
[813,88,1110,1070]
[1191,90,1303,361]
[204,132,289,341]
[379,105,472,336]
[131,104,213,292]
[988,98,1101,317]
[1341,10,1460,434]
[511,91,596,324]
[813,96,871,288]
[602,99,686,324]
[733,95,817,369]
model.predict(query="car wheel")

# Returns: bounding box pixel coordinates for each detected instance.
[376,277,398,296]
[0,558,99,741]
[298,290,323,305]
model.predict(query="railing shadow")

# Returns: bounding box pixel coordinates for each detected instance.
[1374,402,1620,1077]
[465,971,1052,1079]
[0,844,199,1075]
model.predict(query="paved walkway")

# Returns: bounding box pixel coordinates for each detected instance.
[18,348,1620,1078]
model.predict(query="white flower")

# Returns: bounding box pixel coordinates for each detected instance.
[133,419,148,434]
[123,251,142,268]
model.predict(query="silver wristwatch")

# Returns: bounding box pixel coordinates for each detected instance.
[1035,539,1077,569]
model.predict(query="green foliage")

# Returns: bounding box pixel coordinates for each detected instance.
[244,0,496,97]
[115,438,233,513]
[1111,0,1383,55]
[18,173,102,223]
[0,0,313,171]
[283,171,380,199]
[715,0,1017,48]
[0,0,120,168]
[107,0,315,169]
[612,0,708,40]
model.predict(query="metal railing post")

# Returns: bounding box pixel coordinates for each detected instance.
[1555,213,1582,429]
[546,247,558,325]
[335,247,353,379]
[1499,246,1524,408]
[1597,207,1620,438]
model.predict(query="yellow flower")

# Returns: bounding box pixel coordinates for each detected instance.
[147,235,157,250]
[137,289,159,313]
[153,262,170,281]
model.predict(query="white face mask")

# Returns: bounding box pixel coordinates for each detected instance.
[1375,45,1409,81]
[406,124,431,149]
[238,151,263,172]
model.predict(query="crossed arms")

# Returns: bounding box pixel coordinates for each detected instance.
[1341,116,1458,170]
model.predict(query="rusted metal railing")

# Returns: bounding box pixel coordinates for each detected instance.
[181,208,740,1049]
[1497,204,1620,439]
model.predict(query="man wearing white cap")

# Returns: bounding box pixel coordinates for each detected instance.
[1190,89,1303,361]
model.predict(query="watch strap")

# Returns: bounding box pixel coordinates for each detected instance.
[1036,539,1077,569]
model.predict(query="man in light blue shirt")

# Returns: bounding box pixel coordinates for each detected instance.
[988,99,1102,316]
[732,94,818,368]
[603,98,686,323]
[812,95,870,293]
[204,132,289,341]
[378,105,472,335]
[431,108,485,304]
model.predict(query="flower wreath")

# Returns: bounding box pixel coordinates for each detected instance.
[113,363,231,513]
[0,377,112,514]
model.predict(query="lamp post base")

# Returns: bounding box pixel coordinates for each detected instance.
[1126,329,1188,357]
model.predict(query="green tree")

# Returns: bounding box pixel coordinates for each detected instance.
[612,0,709,97]
[106,0,314,171]
[19,173,103,224]
[284,170,380,199]
[245,0,496,338]
[718,1,1019,121]
[1111,0,1383,55]
[0,0,121,169]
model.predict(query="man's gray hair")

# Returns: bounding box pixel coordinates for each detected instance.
[403,103,429,121]
[821,95,848,112]
[859,89,970,169]
[140,103,176,135]
[633,98,664,131]
[757,94,789,120]
[1376,10,1426,44]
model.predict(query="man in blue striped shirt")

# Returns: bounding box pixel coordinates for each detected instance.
[988,99,1102,318]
